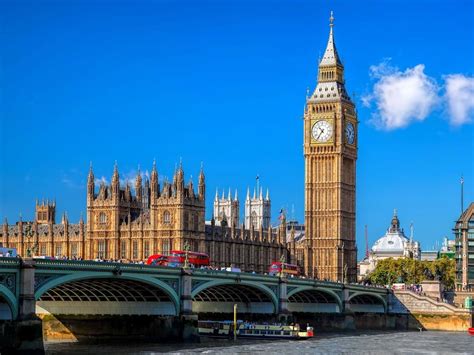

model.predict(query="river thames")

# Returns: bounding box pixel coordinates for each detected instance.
[45,331,473,354]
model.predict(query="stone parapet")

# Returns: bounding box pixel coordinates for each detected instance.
[391,290,471,315]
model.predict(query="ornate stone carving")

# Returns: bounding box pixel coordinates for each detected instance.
[0,273,15,293]
[34,274,64,291]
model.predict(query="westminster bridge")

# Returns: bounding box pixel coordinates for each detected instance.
[0,257,393,352]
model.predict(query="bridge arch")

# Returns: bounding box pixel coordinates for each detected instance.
[287,286,343,313]
[347,292,387,313]
[0,285,17,320]
[192,280,278,314]
[35,272,180,316]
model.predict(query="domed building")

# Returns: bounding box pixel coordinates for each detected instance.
[358,210,420,280]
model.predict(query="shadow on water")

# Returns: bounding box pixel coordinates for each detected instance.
[45,330,431,354]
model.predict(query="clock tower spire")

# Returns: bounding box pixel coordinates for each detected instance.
[303,12,358,282]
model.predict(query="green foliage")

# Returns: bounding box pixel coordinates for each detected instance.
[367,256,455,289]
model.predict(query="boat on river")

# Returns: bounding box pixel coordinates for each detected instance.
[468,327,474,336]
[198,321,314,339]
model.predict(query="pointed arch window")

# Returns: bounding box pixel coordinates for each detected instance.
[194,213,199,231]
[163,211,171,224]
[183,212,189,230]
[251,211,258,229]
[98,212,107,224]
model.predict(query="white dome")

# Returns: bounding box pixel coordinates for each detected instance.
[371,210,409,254]
[372,231,408,254]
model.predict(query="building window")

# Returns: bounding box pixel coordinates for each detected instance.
[162,239,170,255]
[144,241,150,258]
[121,240,127,259]
[71,243,78,258]
[194,214,199,231]
[98,212,107,224]
[184,212,189,230]
[251,211,258,229]
[163,211,171,224]
[133,240,138,259]
[40,244,47,256]
[55,244,62,257]
[98,240,106,259]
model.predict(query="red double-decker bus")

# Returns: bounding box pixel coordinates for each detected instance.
[146,251,210,268]
[146,254,164,265]
[268,262,300,276]
[170,250,210,267]
[147,255,182,267]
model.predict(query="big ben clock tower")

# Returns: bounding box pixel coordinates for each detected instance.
[303,12,357,282]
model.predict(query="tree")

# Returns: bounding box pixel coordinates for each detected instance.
[366,256,455,290]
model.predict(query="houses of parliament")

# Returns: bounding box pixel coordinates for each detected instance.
[0,13,358,281]
[0,163,291,274]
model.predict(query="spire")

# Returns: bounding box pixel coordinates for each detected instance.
[88,161,94,182]
[112,161,119,183]
[246,187,250,201]
[87,162,95,199]
[199,162,205,182]
[228,187,231,200]
[188,176,195,198]
[151,159,159,199]
[253,187,256,199]
[112,161,120,196]
[266,188,270,201]
[319,11,342,67]
[113,160,118,176]
[259,187,263,200]
[234,189,238,201]
[215,188,219,202]
[176,160,184,188]
[390,209,400,232]
[136,165,142,186]
[198,163,205,201]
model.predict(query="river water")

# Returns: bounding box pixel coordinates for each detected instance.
[45,331,473,354]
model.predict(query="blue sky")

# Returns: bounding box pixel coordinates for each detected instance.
[1,0,473,259]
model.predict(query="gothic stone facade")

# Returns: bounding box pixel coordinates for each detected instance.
[0,163,288,274]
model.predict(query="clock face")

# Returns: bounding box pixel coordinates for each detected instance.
[312,120,333,143]
[345,122,355,144]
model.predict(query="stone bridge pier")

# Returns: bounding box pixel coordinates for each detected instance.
[2,259,44,354]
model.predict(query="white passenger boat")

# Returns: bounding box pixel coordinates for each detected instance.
[198,321,314,339]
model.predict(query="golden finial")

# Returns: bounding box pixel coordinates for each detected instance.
[329,11,334,27]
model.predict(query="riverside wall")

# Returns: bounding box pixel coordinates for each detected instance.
[391,290,473,331]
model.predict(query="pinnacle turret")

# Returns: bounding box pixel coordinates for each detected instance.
[88,162,94,183]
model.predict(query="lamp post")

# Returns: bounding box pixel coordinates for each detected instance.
[183,241,190,269]
[280,253,286,278]
[336,242,346,283]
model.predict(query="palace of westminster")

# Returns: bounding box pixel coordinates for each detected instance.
[0,13,360,281]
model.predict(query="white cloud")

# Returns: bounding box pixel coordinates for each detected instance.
[363,62,439,130]
[94,176,108,185]
[120,169,138,187]
[444,74,474,126]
